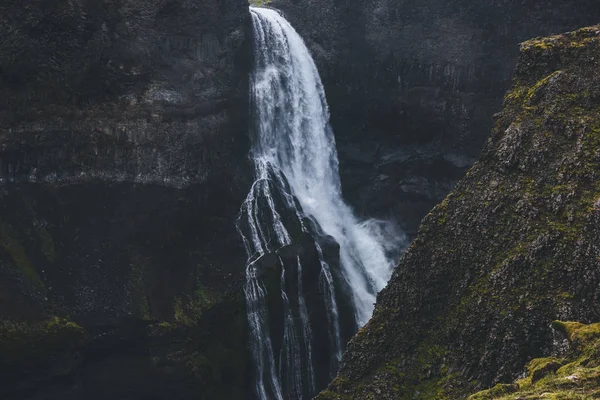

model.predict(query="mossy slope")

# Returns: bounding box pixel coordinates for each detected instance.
[469,321,600,400]
[0,184,252,399]
[318,25,600,399]
[0,295,249,400]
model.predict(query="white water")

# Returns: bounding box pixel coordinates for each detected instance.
[249,6,396,325]
[239,157,330,398]
[239,7,404,399]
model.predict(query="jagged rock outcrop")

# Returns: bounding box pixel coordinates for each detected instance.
[0,0,252,399]
[318,25,600,399]
[272,0,600,238]
[469,321,600,399]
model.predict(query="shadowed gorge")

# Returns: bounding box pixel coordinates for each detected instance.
[2,1,600,399]
[238,8,404,399]
[468,321,600,400]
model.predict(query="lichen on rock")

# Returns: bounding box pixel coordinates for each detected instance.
[468,321,600,400]
[0,0,253,398]
[317,24,600,400]
[0,316,89,383]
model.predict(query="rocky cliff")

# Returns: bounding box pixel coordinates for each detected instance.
[0,0,253,399]
[318,25,600,399]
[273,0,600,238]
[469,321,600,400]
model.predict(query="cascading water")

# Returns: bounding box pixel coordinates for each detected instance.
[237,7,406,399]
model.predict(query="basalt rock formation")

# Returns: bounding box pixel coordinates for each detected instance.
[272,0,600,238]
[318,25,600,399]
[0,0,252,399]
[3,1,600,399]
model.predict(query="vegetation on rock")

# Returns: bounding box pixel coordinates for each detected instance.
[469,321,600,400]
[0,222,44,289]
[318,25,600,400]
[0,316,88,366]
[273,0,600,241]
[0,0,252,396]
[249,0,272,6]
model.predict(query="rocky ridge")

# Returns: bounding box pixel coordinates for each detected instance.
[318,25,600,400]
[469,321,600,400]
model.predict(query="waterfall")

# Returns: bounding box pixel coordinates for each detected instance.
[237,7,405,399]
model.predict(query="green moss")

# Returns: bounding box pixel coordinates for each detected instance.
[130,261,151,320]
[146,321,177,337]
[0,317,88,365]
[504,71,562,110]
[523,39,555,51]
[174,295,249,399]
[468,384,518,400]
[173,297,186,323]
[37,226,56,263]
[553,321,600,346]
[556,292,575,301]
[527,71,562,100]
[468,322,600,400]
[185,338,247,384]
[527,357,564,383]
[317,390,343,400]
[0,222,43,288]
[248,0,271,6]
[435,198,450,225]
[319,25,600,400]
[521,26,600,55]
[174,285,217,325]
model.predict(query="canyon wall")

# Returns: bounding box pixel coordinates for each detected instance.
[318,25,600,399]
[0,0,253,398]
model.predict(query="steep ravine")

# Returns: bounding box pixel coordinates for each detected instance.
[317,25,600,399]
[0,0,253,399]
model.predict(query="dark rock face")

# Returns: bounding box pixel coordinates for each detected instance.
[317,25,600,399]
[0,0,253,398]
[272,0,600,237]
[468,321,600,400]
[0,0,250,185]
[237,167,358,397]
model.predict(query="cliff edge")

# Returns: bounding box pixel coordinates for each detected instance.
[318,25,600,400]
